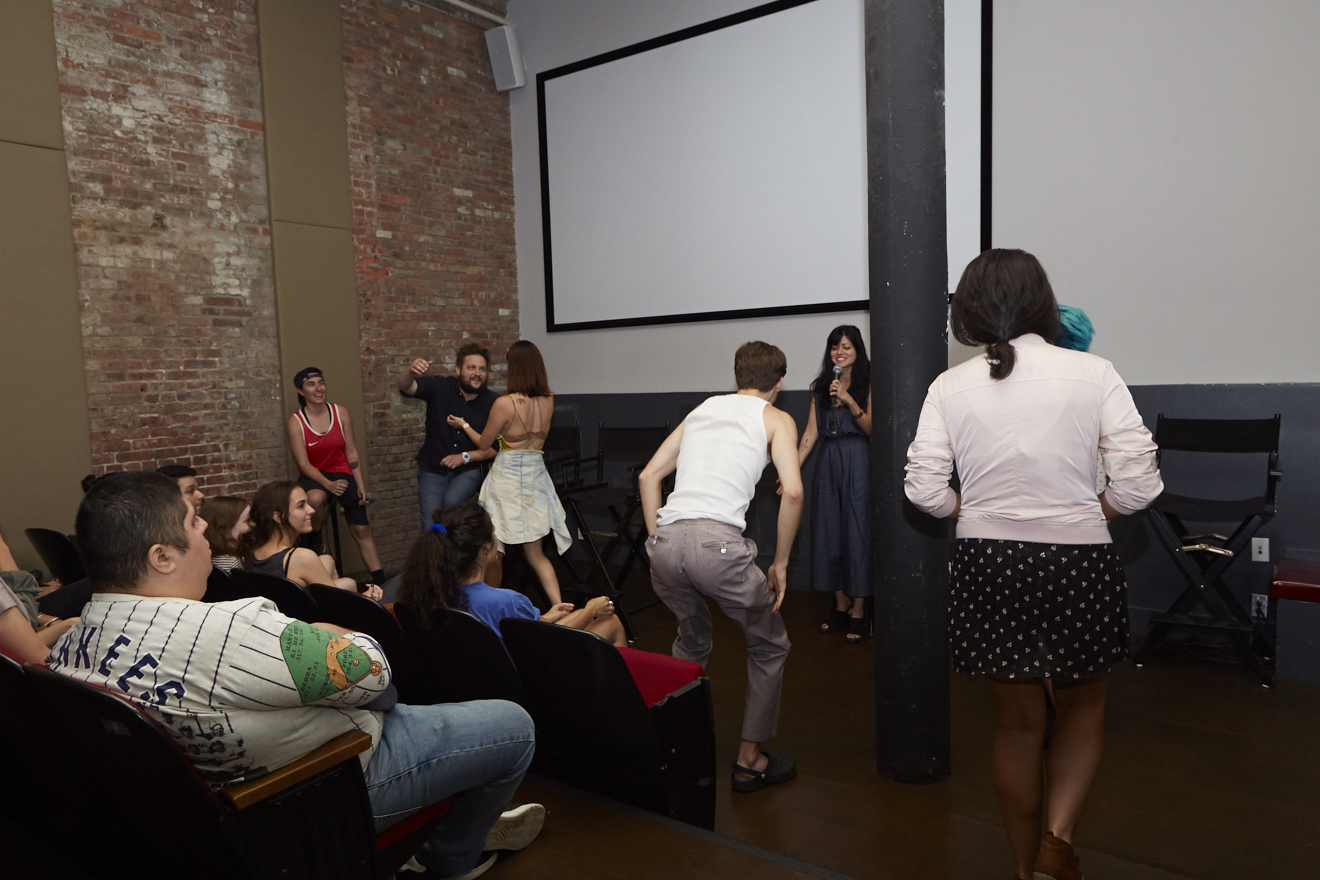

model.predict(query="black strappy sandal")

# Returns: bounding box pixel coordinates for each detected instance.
[845,614,868,643]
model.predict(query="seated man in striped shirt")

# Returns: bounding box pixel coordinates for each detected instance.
[48,471,542,879]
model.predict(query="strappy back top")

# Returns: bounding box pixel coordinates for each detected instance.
[500,393,551,449]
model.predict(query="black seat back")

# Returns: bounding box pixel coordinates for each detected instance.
[307,586,443,705]
[22,665,252,877]
[204,566,241,603]
[229,569,320,622]
[393,601,528,707]
[24,527,86,583]
[593,424,670,487]
[1154,414,1282,511]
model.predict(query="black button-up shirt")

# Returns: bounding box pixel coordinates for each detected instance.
[403,375,497,474]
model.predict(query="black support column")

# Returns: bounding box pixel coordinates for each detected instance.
[866,0,953,783]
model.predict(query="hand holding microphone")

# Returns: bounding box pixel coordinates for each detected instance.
[830,364,842,406]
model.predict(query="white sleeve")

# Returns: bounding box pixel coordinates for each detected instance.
[904,390,960,519]
[1098,367,1163,515]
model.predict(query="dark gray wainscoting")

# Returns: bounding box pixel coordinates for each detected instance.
[556,383,1320,636]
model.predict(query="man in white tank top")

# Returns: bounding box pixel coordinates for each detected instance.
[639,342,804,793]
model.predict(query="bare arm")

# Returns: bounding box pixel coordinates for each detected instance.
[767,408,803,615]
[286,416,338,492]
[639,422,686,535]
[0,530,18,572]
[397,357,431,395]
[285,547,340,589]
[338,406,368,498]
[797,395,819,466]
[450,396,512,451]
[0,606,51,664]
[439,446,496,469]
[548,596,615,630]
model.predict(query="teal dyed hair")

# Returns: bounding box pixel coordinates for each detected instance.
[1054,305,1095,352]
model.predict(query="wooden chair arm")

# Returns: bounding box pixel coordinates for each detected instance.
[220,729,373,810]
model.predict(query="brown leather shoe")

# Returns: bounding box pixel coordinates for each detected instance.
[1034,831,1084,880]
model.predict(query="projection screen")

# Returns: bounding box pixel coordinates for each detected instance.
[537,0,868,331]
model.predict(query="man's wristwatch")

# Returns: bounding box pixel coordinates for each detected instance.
[461,452,471,464]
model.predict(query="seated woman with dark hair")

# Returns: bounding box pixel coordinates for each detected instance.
[201,495,253,572]
[400,500,625,647]
[242,481,383,602]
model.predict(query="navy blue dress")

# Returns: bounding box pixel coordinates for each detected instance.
[810,400,872,598]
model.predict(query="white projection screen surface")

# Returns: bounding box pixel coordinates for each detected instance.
[537,0,868,331]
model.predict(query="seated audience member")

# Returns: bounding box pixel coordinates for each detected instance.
[201,495,253,572]
[243,481,383,602]
[0,528,75,662]
[48,471,543,877]
[157,463,205,511]
[400,500,625,647]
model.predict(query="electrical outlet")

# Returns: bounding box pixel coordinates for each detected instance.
[1252,537,1270,562]
[1251,593,1269,620]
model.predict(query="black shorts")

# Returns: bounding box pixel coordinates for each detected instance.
[298,471,370,526]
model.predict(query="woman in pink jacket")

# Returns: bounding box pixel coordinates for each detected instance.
[905,249,1162,880]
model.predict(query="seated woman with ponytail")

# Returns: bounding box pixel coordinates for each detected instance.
[400,500,625,647]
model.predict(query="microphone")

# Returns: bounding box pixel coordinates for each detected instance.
[831,364,842,405]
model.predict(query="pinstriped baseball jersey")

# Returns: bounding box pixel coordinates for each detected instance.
[48,593,391,784]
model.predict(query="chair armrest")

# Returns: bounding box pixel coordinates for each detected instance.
[220,729,373,810]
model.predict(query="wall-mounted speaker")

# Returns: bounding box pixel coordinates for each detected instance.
[485,25,526,92]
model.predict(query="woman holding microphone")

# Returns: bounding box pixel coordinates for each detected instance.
[905,250,1161,880]
[794,325,873,643]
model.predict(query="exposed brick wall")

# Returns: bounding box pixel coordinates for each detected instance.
[342,0,520,567]
[52,0,284,498]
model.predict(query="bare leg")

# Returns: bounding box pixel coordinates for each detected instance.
[1044,676,1107,843]
[585,615,627,647]
[735,741,767,778]
[522,539,562,605]
[988,678,1048,880]
[348,523,382,573]
[833,589,849,612]
[306,487,329,531]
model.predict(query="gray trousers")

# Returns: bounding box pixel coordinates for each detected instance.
[647,519,791,743]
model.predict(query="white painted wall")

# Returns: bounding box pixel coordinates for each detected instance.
[993,0,1320,385]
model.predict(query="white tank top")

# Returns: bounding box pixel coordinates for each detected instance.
[657,394,770,530]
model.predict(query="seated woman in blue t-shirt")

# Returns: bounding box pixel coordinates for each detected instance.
[399,500,626,647]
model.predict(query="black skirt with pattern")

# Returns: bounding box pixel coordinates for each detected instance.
[949,538,1129,680]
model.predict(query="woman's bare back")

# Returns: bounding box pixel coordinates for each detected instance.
[501,393,553,449]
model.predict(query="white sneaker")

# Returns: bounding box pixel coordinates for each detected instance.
[483,803,546,852]
[398,851,498,879]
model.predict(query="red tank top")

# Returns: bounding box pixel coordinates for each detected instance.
[296,405,352,474]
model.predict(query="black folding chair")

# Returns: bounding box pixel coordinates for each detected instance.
[307,586,443,706]
[1134,414,1281,686]
[500,618,716,828]
[24,528,86,584]
[559,425,672,636]
[229,569,321,622]
[392,601,529,708]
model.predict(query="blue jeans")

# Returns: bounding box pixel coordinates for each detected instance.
[365,701,535,875]
[418,467,484,526]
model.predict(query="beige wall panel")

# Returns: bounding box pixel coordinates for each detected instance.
[258,0,354,229]
[271,220,369,574]
[0,142,92,570]
[0,0,65,150]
